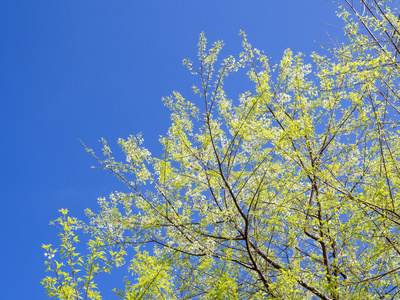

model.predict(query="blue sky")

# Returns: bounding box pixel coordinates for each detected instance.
[0,0,343,298]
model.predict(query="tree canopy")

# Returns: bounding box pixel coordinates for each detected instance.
[42,1,400,299]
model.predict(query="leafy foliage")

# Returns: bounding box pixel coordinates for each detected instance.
[43,1,400,299]
[42,209,126,299]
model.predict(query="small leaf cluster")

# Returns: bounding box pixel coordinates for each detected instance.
[42,209,126,300]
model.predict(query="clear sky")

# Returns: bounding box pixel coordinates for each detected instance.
[0,0,343,298]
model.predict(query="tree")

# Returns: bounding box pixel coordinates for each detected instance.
[42,1,400,299]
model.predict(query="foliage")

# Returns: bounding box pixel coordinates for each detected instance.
[42,1,400,299]
[42,209,126,300]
